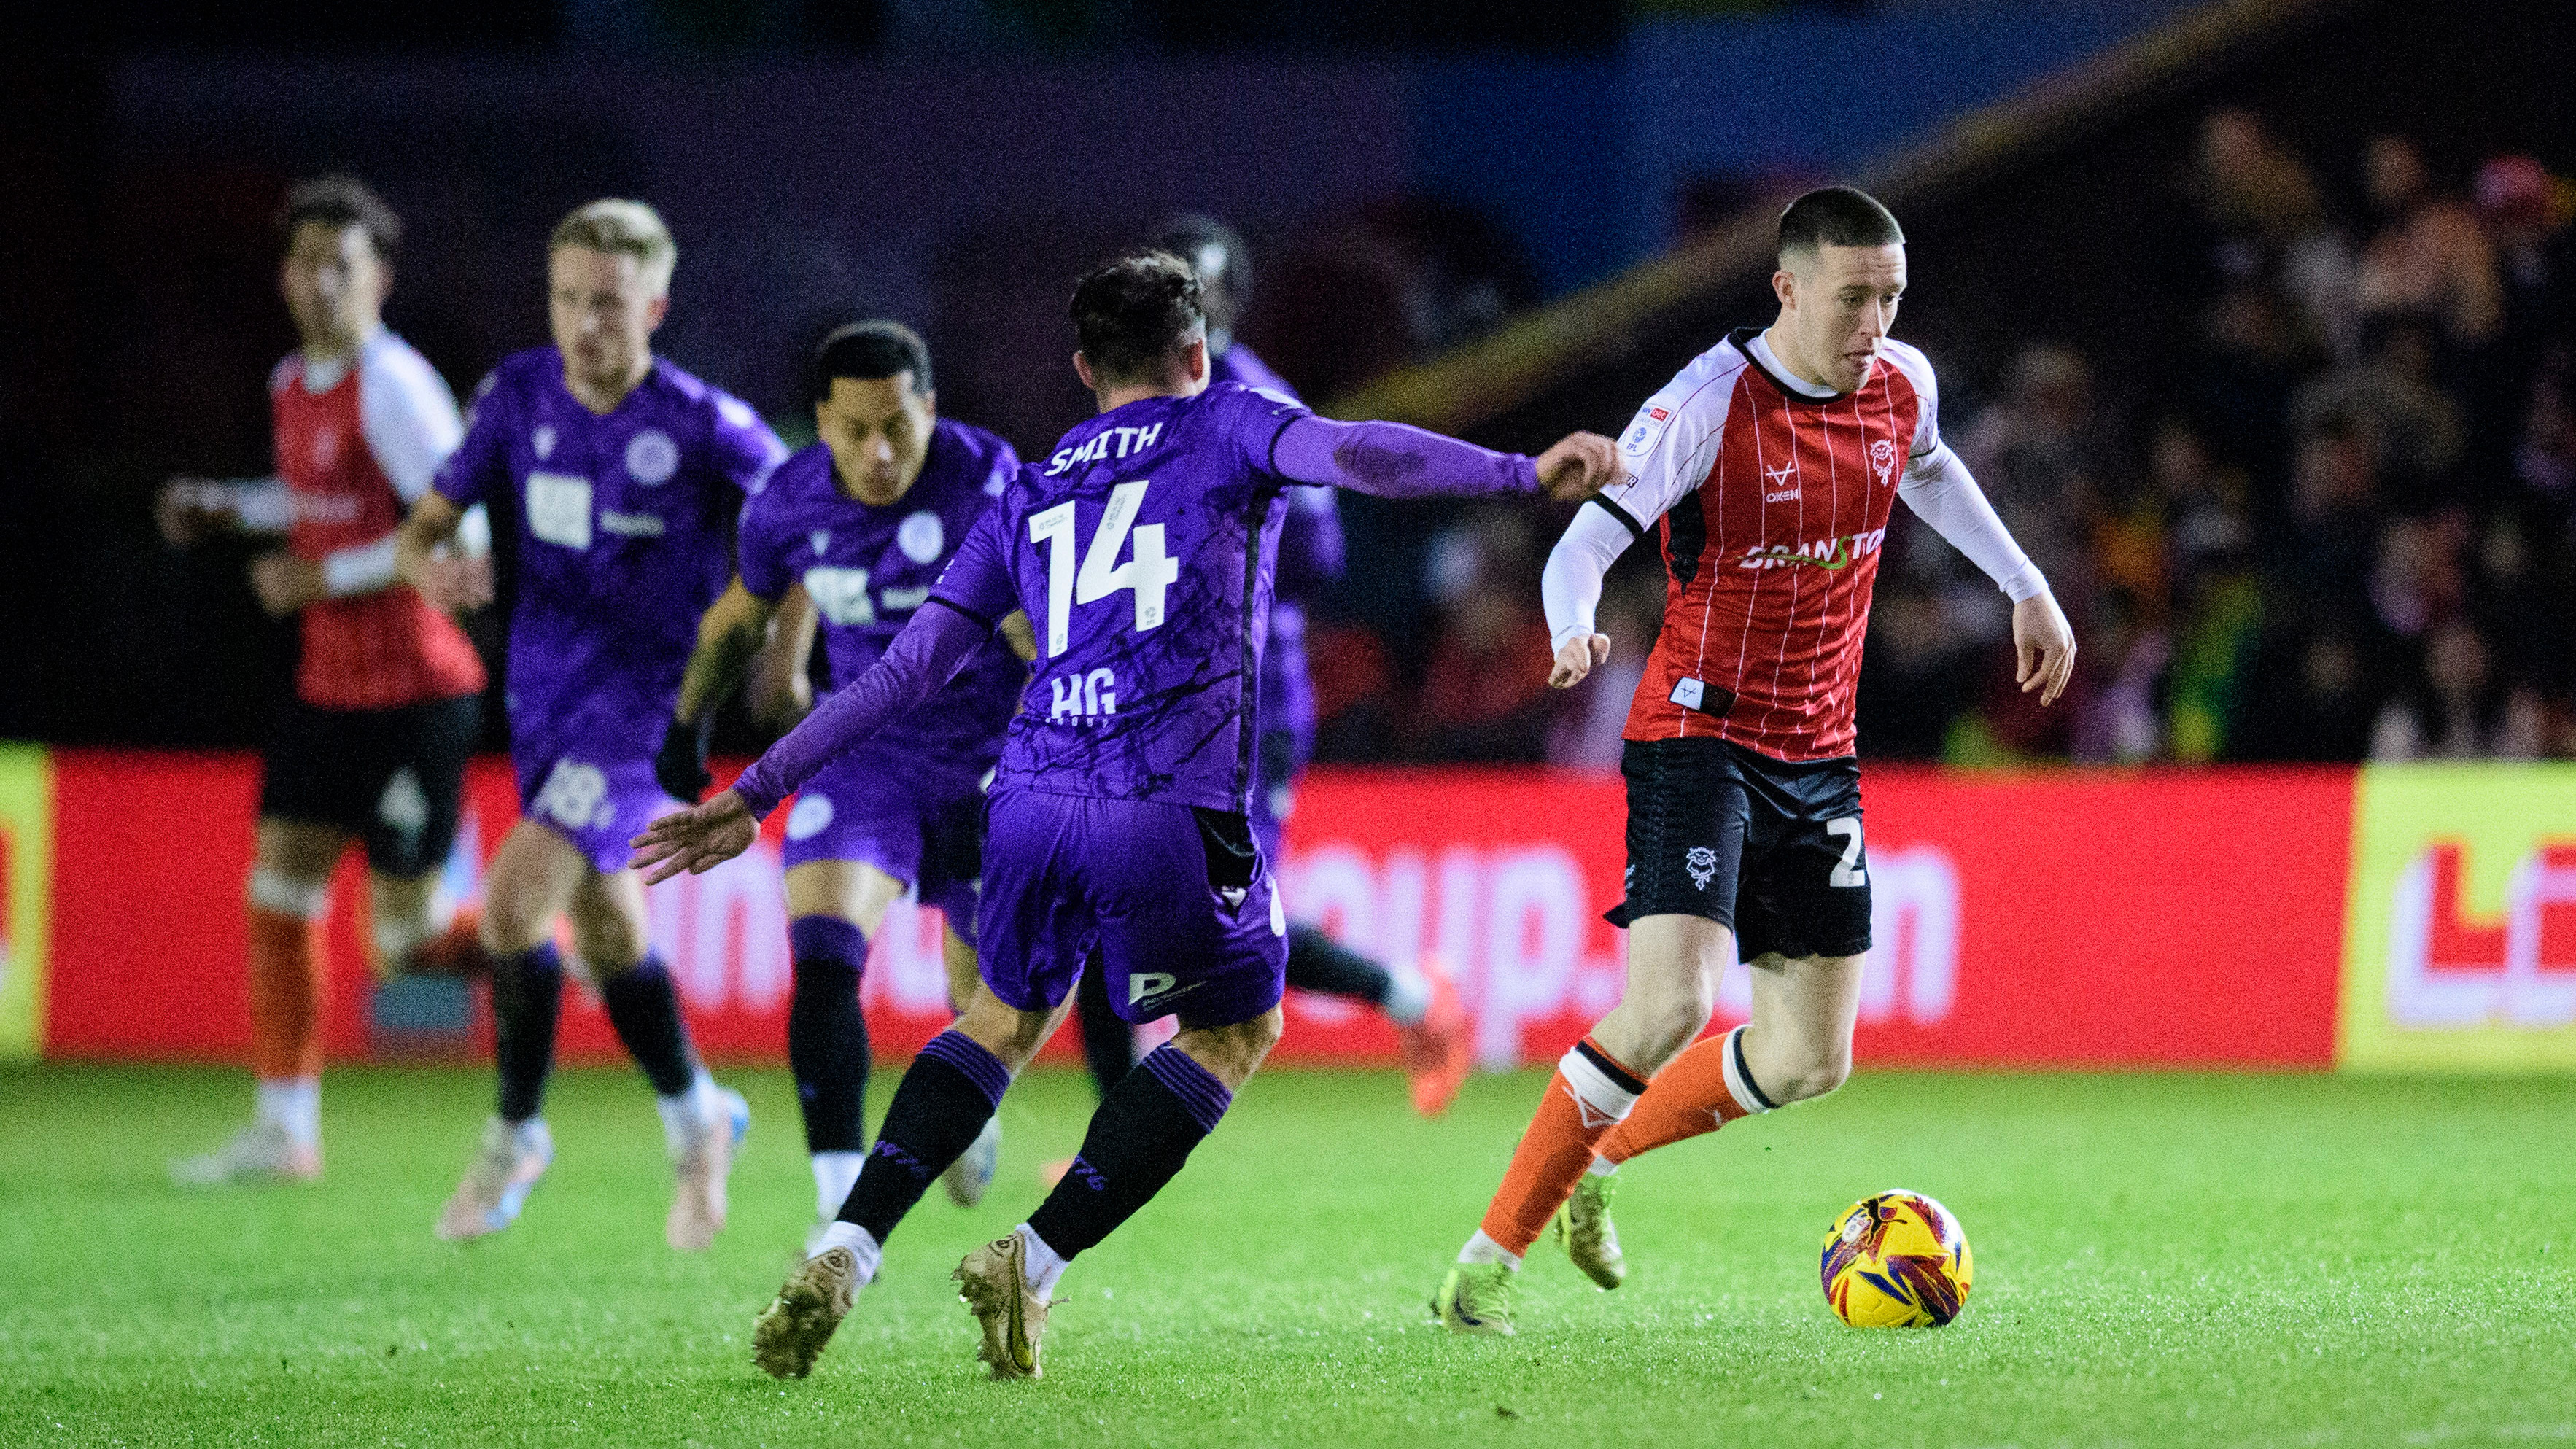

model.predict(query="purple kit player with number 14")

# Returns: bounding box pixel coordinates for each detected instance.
[634,250,1618,1381]
[397,199,786,1251]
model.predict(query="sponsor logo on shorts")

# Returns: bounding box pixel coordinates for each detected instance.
[1685,845,1718,890]
[532,426,556,459]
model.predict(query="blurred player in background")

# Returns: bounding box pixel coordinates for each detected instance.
[1432,187,2078,1334]
[161,175,489,1187]
[395,199,786,1249]
[635,251,1616,1380]
[1059,217,1470,1122]
[659,322,1033,1250]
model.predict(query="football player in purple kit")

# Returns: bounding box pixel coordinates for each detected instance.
[656,322,1034,1249]
[634,251,1616,1379]
[394,199,788,1250]
[1060,217,1471,1122]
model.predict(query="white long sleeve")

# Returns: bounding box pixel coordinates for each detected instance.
[1897,443,2048,602]
[1541,499,1642,649]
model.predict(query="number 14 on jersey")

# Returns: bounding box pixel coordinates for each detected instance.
[1028,479,1179,658]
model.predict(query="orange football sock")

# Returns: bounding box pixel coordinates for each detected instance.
[1598,1025,1772,1166]
[247,905,326,1081]
[1475,1038,1648,1257]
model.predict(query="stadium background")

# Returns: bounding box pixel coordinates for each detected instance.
[4,4,2575,1445]
[1,0,2569,1076]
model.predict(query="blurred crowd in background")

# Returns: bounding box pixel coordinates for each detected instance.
[1333,111,2576,769]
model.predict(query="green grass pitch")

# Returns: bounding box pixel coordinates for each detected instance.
[3,1062,2571,1446]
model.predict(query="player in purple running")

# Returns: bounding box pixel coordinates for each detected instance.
[394,199,787,1250]
[635,251,1616,1380]
[658,322,1033,1249]
[1061,217,1471,1123]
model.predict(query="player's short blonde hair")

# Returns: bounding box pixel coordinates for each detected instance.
[550,198,677,295]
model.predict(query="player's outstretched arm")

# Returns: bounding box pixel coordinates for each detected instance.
[2013,591,2077,707]
[631,788,758,884]
[1540,497,1640,688]
[1270,416,1618,502]
[394,493,493,615]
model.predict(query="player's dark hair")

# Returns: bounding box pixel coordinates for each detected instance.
[1777,186,1904,260]
[812,320,933,403]
[1071,251,1206,384]
[1154,214,1249,330]
[280,174,401,265]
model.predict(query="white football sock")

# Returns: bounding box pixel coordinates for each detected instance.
[812,1151,864,1219]
[654,1071,721,1157]
[812,1220,882,1284]
[255,1077,321,1150]
[1382,965,1433,1027]
[1456,1230,1521,1269]
[1017,1224,1069,1298]
[508,1117,552,1156]
[1586,1154,1618,1177]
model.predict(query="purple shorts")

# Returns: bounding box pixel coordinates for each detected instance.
[979,785,1287,1029]
[516,753,680,876]
[781,753,988,947]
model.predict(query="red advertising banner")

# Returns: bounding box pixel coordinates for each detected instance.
[37,753,2355,1069]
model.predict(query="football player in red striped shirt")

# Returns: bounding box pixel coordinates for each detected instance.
[160,176,491,1186]
[1434,186,2076,1333]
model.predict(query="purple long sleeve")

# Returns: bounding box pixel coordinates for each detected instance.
[731,599,996,818]
[1270,415,1539,500]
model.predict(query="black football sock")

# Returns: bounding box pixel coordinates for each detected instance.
[1024,1044,1233,1259]
[836,1028,1009,1242]
[1284,922,1396,1008]
[1075,957,1133,1100]
[787,917,871,1154]
[492,943,564,1124]
[600,955,699,1098]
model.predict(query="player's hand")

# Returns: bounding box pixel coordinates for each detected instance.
[655,715,715,804]
[1533,432,1621,502]
[411,553,494,615]
[2013,591,2077,707]
[156,478,224,548]
[1549,632,1611,689]
[630,788,758,884]
[247,552,325,617]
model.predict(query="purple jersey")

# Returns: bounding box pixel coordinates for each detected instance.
[1212,346,1341,850]
[435,347,786,765]
[729,391,1541,824]
[737,421,1023,783]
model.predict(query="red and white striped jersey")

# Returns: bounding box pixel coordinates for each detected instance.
[272,330,486,712]
[1594,327,1941,762]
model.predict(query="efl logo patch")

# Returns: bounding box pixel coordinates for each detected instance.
[1621,401,1677,459]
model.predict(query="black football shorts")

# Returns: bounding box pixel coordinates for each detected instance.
[259,693,480,877]
[1606,736,1872,961]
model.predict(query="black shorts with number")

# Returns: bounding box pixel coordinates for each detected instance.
[1606,737,1872,961]
[258,694,481,877]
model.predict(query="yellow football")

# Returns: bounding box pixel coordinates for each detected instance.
[1820,1189,1974,1327]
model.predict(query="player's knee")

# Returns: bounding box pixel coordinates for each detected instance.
[1766,1042,1852,1105]
[477,891,549,956]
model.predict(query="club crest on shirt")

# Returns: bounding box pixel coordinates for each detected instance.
[1686,845,1719,890]
[532,426,556,460]
[625,429,679,486]
[311,426,340,472]
[1871,437,1898,486]
[897,510,945,564]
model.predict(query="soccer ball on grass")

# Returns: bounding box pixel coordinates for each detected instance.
[1820,1189,1973,1327]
